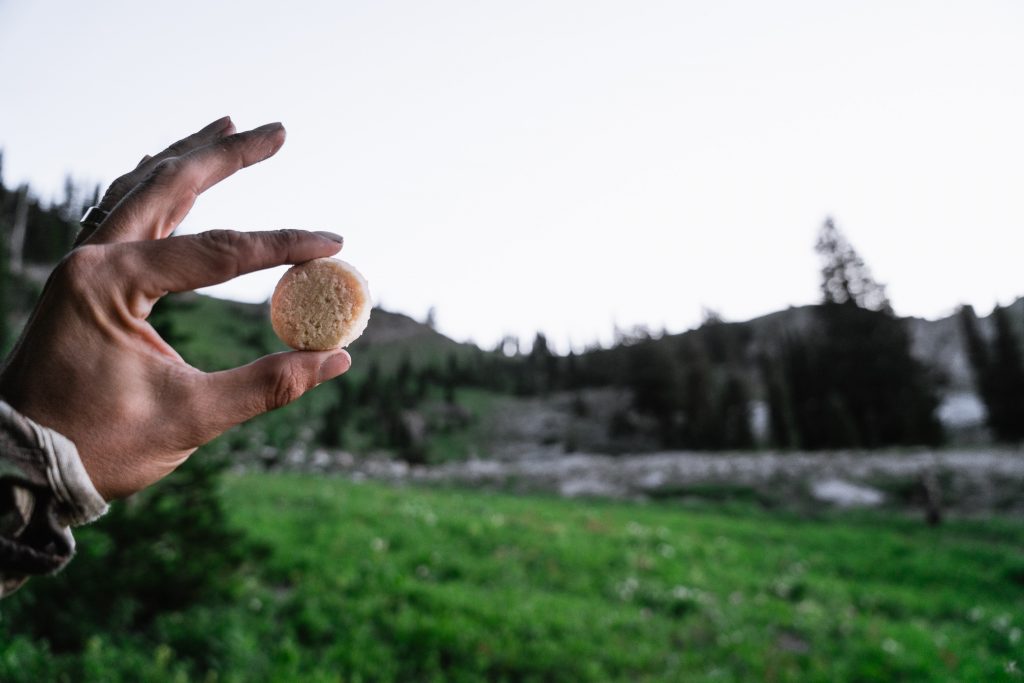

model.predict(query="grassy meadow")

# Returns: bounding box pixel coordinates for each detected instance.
[4,474,1022,682]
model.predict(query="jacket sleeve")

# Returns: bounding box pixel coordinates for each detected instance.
[0,400,108,598]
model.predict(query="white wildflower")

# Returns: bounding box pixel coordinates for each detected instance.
[617,576,639,601]
[672,585,694,601]
[882,638,901,655]
[626,522,648,537]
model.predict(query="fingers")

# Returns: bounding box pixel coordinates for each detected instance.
[98,116,236,214]
[87,122,286,245]
[123,229,344,297]
[197,350,352,435]
[74,117,236,248]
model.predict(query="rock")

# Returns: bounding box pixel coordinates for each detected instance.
[811,479,884,507]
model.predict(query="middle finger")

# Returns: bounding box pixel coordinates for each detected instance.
[74,117,238,248]
[85,122,286,246]
[97,116,236,213]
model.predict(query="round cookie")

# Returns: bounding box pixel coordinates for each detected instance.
[271,258,371,351]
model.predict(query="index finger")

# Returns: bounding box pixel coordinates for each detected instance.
[121,229,344,300]
[86,122,287,245]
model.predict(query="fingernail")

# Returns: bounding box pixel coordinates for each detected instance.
[314,231,344,245]
[254,122,284,133]
[318,352,351,384]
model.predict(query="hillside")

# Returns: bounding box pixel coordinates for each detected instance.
[632,299,1023,431]
[657,298,1024,397]
[906,297,1024,389]
[152,292,475,377]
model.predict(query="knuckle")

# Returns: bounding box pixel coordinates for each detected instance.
[200,229,246,252]
[267,363,309,411]
[272,229,304,249]
[151,157,184,181]
[197,230,246,278]
[53,245,106,294]
[106,172,134,197]
[101,171,144,209]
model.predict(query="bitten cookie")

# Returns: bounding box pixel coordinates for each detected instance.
[270,258,371,351]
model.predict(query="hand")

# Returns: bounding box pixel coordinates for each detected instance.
[0,117,352,501]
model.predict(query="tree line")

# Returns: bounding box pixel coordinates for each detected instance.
[374,217,1020,451]
[2,165,1023,450]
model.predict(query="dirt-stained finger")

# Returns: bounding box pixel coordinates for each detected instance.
[96,116,235,214]
[121,228,342,298]
[85,123,286,246]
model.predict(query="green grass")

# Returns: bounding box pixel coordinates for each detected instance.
[4,475,1024,681]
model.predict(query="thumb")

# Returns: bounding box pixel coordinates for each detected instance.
[200,350,351,433]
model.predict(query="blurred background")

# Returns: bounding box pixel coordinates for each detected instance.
[1,1,1022,681]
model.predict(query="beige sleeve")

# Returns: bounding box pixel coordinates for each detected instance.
[0,400,108,598]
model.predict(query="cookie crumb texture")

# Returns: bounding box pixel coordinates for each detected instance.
[271,258,372,351]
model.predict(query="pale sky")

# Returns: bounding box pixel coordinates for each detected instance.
[1,1,1022,350]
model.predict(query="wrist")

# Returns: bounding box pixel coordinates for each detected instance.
[0,399,109,525]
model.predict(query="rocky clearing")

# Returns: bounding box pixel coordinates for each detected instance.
[239,446,1024,516]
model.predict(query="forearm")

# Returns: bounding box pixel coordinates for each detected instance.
[0,400,107,598]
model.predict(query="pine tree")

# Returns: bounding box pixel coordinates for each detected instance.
[816,216,891,312]
[760,340,803,449]
[395,355,414,406]
[987,306,1024,442]
[443,352,459,402]
[627,339,682,447]
[359,361,381,405]
[0,226,8,356]
[959,304,993,431]
[318,378,352,448]
[959,305,990,388]
[528,332,556,394]
[959,303,1024,442]
[678,338,716,448]
[564,350,580,390]
[719,373,754,449]
[0,171,8,356]
[766,218,943,448]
